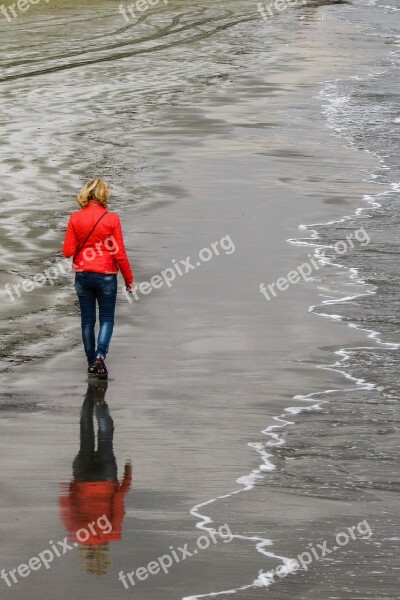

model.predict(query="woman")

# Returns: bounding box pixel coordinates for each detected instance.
[63,178,134,379]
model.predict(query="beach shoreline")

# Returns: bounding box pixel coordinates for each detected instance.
[0,2,398,599]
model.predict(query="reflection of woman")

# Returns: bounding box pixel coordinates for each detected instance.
[60,381,132,575]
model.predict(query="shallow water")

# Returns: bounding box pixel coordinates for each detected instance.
[0,0,399,599]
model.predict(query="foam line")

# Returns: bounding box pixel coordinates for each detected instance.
[184,14,399,600]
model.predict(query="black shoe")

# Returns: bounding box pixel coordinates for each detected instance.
[88,365,98,377]
[94,355,108,380]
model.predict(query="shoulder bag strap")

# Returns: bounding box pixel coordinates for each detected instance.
[73,211,108,262]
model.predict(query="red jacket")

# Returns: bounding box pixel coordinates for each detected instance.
[59,465,132,545]
[63,202,134,285]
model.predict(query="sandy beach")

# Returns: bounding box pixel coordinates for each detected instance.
[0,1,399,599]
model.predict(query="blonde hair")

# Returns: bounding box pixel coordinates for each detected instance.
[77,178,110,208]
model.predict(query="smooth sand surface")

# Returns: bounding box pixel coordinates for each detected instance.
[0,7,391,600]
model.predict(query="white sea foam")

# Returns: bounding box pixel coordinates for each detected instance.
[185,9,399,600]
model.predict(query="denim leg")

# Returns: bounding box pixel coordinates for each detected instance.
[95,275,117,359]
[73,392,96,481]
[75,273,97,366]
[96,402,118,481]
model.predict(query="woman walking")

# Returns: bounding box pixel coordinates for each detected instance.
[63,178,134,379]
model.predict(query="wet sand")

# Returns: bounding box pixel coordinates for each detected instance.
[0,3,396,600]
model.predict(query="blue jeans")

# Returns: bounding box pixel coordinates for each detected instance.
[74,272,118,366]
[73,384,117,483]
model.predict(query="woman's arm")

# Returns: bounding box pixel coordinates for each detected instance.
[107,462,132,540]
[62,216,78,258]
[112,216,134,285]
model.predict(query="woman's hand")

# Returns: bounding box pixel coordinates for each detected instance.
[125,282,134,293]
